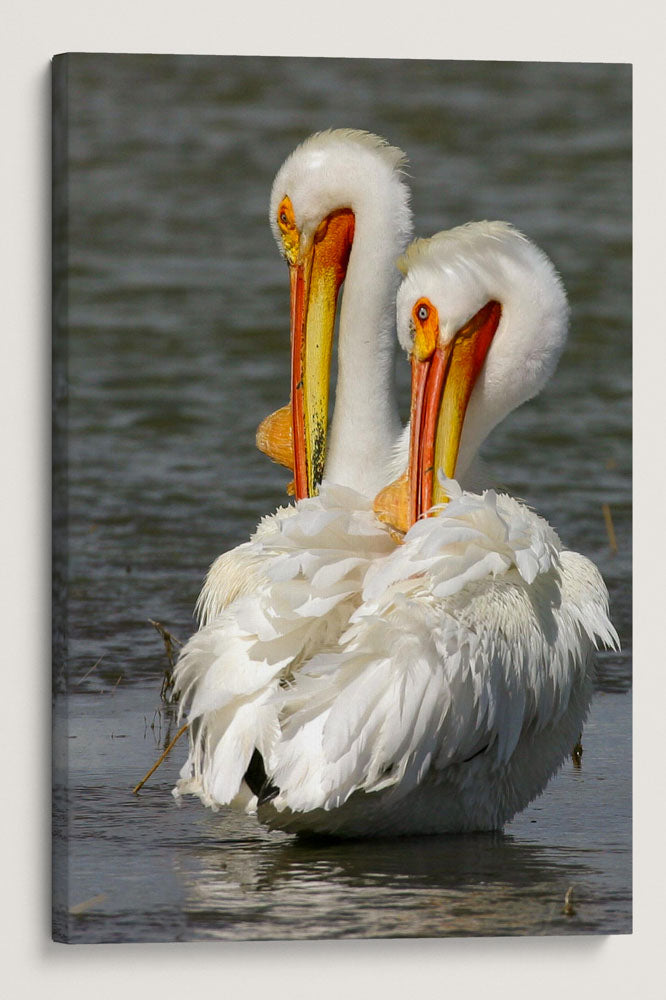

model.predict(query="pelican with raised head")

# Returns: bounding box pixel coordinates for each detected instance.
[249,222,619,837]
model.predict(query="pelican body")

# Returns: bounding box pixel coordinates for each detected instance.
[258,484,617,837]
[173,130,413,809]
[248,223,617,837]
[174,155,618,836]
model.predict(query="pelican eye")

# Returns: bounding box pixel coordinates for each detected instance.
[411,298,438,361]
[277,196,296,234]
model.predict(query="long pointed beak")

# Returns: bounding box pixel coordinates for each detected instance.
[374,300,501,532]
[290,209,355,499]
[290,261,311,499]
[426,300,501,510]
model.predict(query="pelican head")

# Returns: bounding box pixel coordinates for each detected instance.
[375,221,569,531]
[257,129,412,499]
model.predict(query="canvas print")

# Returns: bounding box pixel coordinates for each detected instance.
[52,54,631,943]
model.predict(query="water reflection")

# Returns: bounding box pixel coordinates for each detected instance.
[57,684,629,942]
[177,830,608,938]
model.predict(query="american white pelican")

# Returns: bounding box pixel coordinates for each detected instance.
[173,130,413,809]
[195,128,412,625]
[246,222,619,837]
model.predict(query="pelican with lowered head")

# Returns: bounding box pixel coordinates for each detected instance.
[172,130,415,812]
[250,222,619,837]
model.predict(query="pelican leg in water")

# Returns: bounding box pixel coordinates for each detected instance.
[252,222,619,838]
[172,130,414,811]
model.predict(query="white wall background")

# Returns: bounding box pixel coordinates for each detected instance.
[2,2,662,997]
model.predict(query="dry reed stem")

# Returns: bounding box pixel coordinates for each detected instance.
[69,893,107,915]
[601,502,618,554]
[149,619,184,666]
[148,619,184,701]
[75,654,105,686]
[132,723,189,795]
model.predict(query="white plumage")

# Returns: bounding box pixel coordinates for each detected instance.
[257,483,617,836]
[395,221,569,482]
[243,222,617,837]
[173,197,618,839]
[190,128,412,627]
[174,486,395,810]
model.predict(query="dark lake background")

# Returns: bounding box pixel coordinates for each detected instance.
[52,54,631,943]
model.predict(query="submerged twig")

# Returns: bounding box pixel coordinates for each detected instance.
[132,723,189,795]
[601,502,618,555]
[148,619,184,702]
[69,893,107,915]
[75,654,106,686]
[562,886,576,916]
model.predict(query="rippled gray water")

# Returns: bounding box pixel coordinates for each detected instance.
[52,54,631,943]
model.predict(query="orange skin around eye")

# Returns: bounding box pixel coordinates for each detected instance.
[277,196,299,264]
[411,298,439,362]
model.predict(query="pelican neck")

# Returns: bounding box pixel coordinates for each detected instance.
[323,204,405,497]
